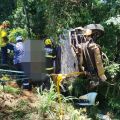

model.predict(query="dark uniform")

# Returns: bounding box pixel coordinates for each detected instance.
[40,39,56,91]
[55,45,61,74]
[44,45,56,74]
[0,29,9,65]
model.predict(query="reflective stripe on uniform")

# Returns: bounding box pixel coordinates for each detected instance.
[45,55,56,58]
[46,67,54,70]
[23,83,30,86]
[53,56,56,58]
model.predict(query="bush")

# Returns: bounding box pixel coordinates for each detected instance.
[8,27,28,43]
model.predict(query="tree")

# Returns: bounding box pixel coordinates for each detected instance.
[0,0,16,23]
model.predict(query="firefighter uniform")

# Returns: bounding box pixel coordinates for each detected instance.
[0,29,8,64]
[0,20,10,65]
[55,45,61,74]
[44,39,56,74]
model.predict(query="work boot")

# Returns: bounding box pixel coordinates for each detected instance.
[22,79,32,91]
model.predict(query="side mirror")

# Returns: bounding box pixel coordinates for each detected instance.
[78,92,98,106]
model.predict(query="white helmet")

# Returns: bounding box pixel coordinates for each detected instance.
[16,36,23,41]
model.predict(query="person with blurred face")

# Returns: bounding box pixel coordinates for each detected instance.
[9,36,32,90]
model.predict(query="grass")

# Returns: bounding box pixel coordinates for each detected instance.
[0,80,98,120]
[1,79,117,120]
[37,81,91,120]
[0,84,21,94]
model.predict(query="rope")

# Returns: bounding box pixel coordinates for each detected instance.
[51,72,85,120]
[65,71,85,77]
[56,74,63,120]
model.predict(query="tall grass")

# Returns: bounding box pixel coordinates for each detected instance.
[37,81,91,120]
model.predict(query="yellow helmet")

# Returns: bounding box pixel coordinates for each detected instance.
[44,39,52,45]
[1,30,7,38]
[84,29,92,36]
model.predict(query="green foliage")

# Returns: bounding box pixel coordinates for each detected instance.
[11,110,27,120]
[108,97,120,110]
[106,15,120,29]
[1,74,11,81]
[17,99,29,110]
[88,106,100,120]
[11,99,30,120]
[38,81,58,114]
[69,77,89,97]
[103,62,120,117]
[8,27,28,43]
[105,63,120,79]
[108,97,120,118]
[43,0,93,37]
[10,0,46,38]
[0,0,16,23]
[12,7,26,28]
[0,85,20,94]
[38,81,91,120]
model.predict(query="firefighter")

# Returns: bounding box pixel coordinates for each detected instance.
[0,20,10,65]
[38,38,56,91]
[0,30,9,65]
[44,38,56,74]
[13,36,24,71]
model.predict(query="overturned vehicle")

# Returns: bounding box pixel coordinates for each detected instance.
[60,24,106,78]
[59,24,107,94]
